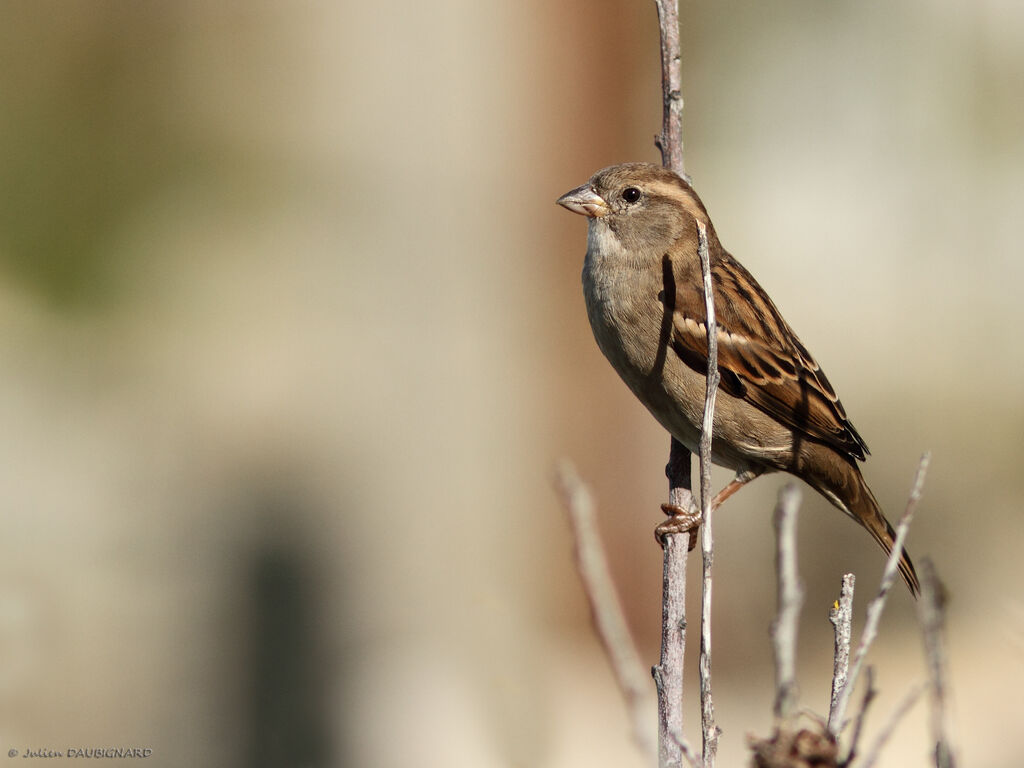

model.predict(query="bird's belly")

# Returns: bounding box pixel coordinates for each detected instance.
[584,275,707,449]
[583,273,794,472]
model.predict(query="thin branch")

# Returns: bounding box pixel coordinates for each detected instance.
[771,484,804,721]
[857,683,929,768]
[653,0,685,178]
[843,666,877,766]
[917,559,956,768]
[829,453,931,738]
[554,462,656,761]
[828,574,856,732]
[695,219,721,764]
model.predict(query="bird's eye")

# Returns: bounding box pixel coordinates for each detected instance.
[622,187,641,203]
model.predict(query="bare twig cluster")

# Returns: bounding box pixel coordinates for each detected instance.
[556,451,956,766]
[748,453,956,768]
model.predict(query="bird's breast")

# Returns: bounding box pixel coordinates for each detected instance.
[581,244,663,385]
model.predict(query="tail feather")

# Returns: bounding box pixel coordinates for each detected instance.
[860,493,920,598]
[806,453,920,597]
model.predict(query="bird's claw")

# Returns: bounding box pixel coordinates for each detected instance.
[656,503,701,550]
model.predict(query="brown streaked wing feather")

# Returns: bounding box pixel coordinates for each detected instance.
[669,252,869,461]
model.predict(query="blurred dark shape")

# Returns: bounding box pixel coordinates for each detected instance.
[244,537,333,768]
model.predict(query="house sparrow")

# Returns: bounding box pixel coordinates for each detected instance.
[557,162,919,595]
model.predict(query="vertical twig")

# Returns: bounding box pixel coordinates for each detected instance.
[917,559,956,768]
[771,484,804,721]
[655,442,694,768]
[555,462,657,760]
[653,0,685,178]
[695,220,720,764]
[827,574,856,732]
[652,2,693,766]
[829,453,931,738]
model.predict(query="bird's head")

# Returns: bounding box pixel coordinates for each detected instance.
[557,162,711,257]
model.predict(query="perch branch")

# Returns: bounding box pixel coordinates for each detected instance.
[555,462,656,761]
[654,529,694,768]
[651,2,694,766]
[654,440,695,768]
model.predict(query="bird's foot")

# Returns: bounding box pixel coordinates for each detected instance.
[656,502,701,551]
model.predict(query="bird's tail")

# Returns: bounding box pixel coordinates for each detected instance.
[809,458,920,597]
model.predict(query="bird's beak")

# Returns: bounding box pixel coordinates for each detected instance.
[556,184,610,218]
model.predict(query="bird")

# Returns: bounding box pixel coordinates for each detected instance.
[557,162,919,595]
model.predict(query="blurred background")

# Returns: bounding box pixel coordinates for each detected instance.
[0,1,1021,766]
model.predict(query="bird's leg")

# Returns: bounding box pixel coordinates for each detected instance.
[709,467,763,510]
[657,438,701,550]
[656,467,764,551]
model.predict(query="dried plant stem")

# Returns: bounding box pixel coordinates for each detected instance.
[554,462,656,761]
[695,220,720,765]
[827,574,856,732]
[917,559,956,767]
[829,453,931,738]
[771,484,804,721]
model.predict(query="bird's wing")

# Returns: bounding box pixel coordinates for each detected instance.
[668,254,869,461]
